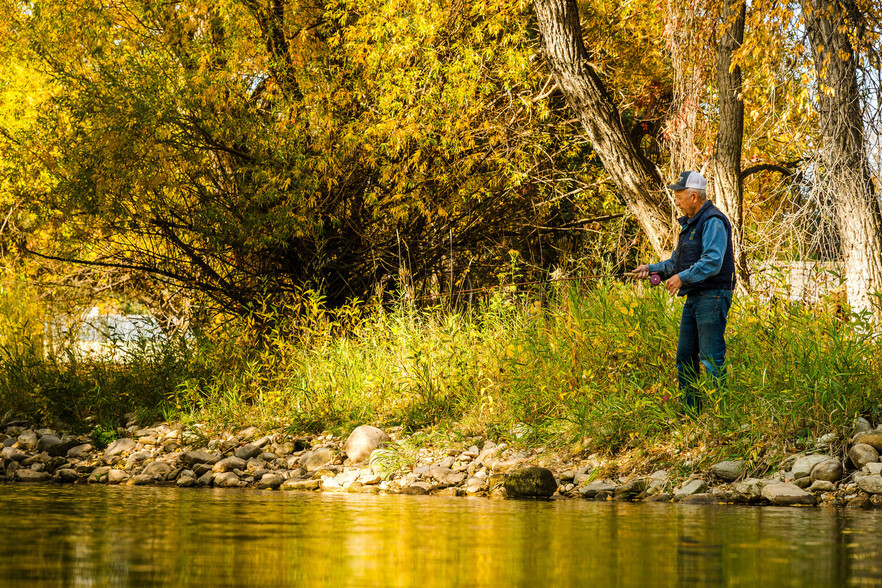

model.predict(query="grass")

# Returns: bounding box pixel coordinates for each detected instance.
[1,279,880,475]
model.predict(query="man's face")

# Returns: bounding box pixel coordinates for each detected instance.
[673,190,700,217]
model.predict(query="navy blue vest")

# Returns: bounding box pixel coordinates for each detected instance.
[673,201,736,296]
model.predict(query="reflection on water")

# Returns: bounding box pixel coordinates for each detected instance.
[0,484,880,587]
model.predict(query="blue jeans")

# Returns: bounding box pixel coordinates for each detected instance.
[676,289,733,410]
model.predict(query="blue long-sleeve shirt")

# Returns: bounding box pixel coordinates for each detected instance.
[647,217,727,285]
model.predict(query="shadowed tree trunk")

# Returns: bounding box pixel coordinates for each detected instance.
[803,0,882,318]
[709,0,748,290]
[532,0,674,255]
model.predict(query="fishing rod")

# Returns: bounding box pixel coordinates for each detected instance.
[401,270,663,304]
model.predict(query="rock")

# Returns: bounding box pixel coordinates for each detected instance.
[104,438,136,457]
[793,476,812,489]
[856,434,882,453]
[580,481,616,499]
[88,466,112,483]
[176,475,197,488]
[234,445,262,461]
[574,472,594,485]
[246,458,266,474]
[762,483,816,506]
[214,472,242,488]
[15,468,50,482]
[358,471,381,485]
[400,485,430,495]
[128,474,154,486]
[66,444,93,460]
[647,494,673,502]
[679,493,717,504]
[180,451,219,467]
[17,430,38,451]
[1,446,27,462]
[280,478,321,491]
[848,444,879,469]
[810,459,844,483]
[791,454,830,479]
[466,477,486,493]
[196,471,214,487]
[257,474,284,489]
[864,463,882,475]
[430,466,467,487]
[5,460,18,478]
[614,478,647,499]
[142,461,172,480]
[854,474,882,494]
[817,433,838,445]
[54,468,79,483]
[36,435,63,453]
[732,478,772,502]
[49,439,82,457]
[847,494,872,508]
[673,479,708,501]
[710,460,745,482]
[504,467,558,498]
[303,447,335,472]
[343,426,390,463]
[107,469,129,485]
[809,480,836,493]
[489,458,526,473]
[854,417,872,434]
[193,463,214,477]
[212,456,246,473]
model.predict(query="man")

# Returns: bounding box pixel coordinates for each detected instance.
[633,171,736,411]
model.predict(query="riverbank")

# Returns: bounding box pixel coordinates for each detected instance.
[3,417,882,508]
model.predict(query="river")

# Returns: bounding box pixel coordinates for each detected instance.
[1,484,880,587]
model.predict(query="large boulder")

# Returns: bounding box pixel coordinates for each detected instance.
[344,426,390,463]
[710,460,745,482]
[848,444,879,470]
[504,467,557,498]
[810,459,844,483]
[762,483,816,506]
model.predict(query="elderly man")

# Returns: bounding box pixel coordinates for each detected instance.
[633,171,736,412]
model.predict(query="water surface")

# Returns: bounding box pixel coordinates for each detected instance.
[1,484,880,587]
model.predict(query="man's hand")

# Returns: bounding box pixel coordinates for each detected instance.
[632,264,650,279]
[665,274,683,295]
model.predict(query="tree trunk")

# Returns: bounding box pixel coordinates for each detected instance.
[709,0,748,290]
[803,0,882,318]
[532,0,674,255]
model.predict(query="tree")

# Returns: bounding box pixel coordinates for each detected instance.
[531,0,675,256]
[802,0,882,316]
[708,0,748,287]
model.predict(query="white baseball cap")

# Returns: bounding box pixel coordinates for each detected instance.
[667,171,707,191]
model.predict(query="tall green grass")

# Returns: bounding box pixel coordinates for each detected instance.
[1,279,879,472]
